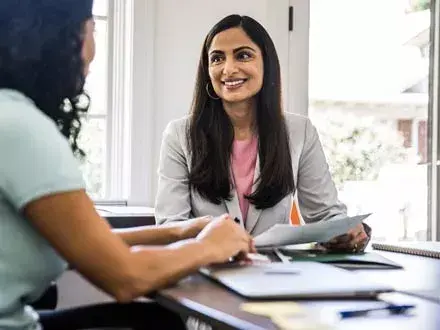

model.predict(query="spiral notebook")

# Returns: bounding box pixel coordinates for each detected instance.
[372,241,440,259]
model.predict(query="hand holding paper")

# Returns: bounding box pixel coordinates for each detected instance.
[253,214,371,248]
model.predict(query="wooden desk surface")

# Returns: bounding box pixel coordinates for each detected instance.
[155,251,440,330]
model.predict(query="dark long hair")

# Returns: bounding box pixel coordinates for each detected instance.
[188,15,294,209]
[0,0,92,157]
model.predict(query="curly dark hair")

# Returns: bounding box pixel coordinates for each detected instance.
[0,0,92,157]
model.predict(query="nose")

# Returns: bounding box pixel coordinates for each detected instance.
[222,57,238,76]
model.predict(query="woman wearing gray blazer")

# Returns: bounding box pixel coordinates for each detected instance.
[155,14,370,252]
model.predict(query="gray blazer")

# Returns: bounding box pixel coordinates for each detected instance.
[155,112,347,236]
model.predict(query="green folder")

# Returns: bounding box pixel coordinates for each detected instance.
[272,248,403,270]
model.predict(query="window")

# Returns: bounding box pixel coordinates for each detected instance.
[79,0,150,205]
[79,0,109,199]
[308,0,435,241]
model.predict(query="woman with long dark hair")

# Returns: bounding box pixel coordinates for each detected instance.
[156,14,371,252]
[0,2,254,329]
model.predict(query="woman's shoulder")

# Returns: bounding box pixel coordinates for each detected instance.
[161,115,190,147]
[0,89,60,139]
[165,115,190,132]
[283,111,310,128]
[0,89,38,119]
[283,111,314,141]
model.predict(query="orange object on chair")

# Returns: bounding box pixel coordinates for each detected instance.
[290,200,301,226]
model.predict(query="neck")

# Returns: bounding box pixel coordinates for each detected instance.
[223,98,256,141]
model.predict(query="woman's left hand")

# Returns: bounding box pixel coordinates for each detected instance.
[320,223,371,253]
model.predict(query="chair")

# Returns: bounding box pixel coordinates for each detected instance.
[31,282,58,310]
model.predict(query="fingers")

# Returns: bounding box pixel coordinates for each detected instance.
[322,241,351,252]
[229,222,252,255]
[241,233,253,254]
[323,233,352,251]
[231,239,251,261]
[352,229,369,252]
[330,238,360,251]
[353,229,368,245]
[323,225,369,252]
[240,233,255,256]
[330,224,362,243]
[215,213,231,221]
[249,239,257,253]
[233,251,249,261]
[328,233,351,244]
[212,213,255,259]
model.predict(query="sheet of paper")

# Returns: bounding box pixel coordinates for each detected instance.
[241,302,335,330]
[254,214,371,248]
[240,302,303,316]
[271,315,335,330]
[96,206,155,215]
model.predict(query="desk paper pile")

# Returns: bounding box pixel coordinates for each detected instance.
[241,302,335,330]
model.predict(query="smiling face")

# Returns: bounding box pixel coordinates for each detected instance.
[207,27,264,105]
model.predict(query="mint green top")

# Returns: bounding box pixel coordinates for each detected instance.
[0,89,85,329]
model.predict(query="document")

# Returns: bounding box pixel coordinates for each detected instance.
[95,206,154,215]
[254,214,371,248]
[241,302,303,316]
[241,302,333,330]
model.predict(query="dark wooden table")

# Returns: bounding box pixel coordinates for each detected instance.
[155,251,440,329]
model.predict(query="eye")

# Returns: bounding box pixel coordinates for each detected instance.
[237,51,252,61]
[210,54,223,64]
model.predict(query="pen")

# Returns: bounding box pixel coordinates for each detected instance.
[227,218,241,262]
[339,304,415,318]
[264,270,300,275]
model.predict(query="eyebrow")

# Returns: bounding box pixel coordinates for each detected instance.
[209,46,257,55]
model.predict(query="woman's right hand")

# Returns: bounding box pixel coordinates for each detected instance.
[196,214,255,264]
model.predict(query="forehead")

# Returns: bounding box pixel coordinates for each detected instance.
[208,27,260,53]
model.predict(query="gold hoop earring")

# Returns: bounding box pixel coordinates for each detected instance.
[206,82,220,100]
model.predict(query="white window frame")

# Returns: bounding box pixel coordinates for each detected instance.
[86,11,110,201]
[287,0,310,116]
[428,0,440,241]
[126,0,157,206]
[91,0,135,204]
[98,0,155,206]
[104,0,132,201]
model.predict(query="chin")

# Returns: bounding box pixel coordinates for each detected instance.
[221,94,253,104]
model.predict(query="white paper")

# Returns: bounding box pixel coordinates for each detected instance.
[95,206,155,215]
[254,214,371,248]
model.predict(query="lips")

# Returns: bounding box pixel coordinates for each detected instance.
[222,78,247,89]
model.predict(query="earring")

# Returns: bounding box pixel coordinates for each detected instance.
[206,82,220,100]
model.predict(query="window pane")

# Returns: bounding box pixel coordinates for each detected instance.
[85,20,108,114]
[309,0,430,241]
[93,0,108,17]
[79,118,106,199]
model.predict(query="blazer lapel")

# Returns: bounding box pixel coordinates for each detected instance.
[245,154,263,234]
[224,187,243,226]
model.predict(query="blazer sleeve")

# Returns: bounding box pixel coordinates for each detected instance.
[296,118,347,223]
[154,121,192,224]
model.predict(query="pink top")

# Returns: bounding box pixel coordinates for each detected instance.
[231,135,258,222]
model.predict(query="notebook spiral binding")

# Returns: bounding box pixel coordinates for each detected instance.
[372,243,440,259]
